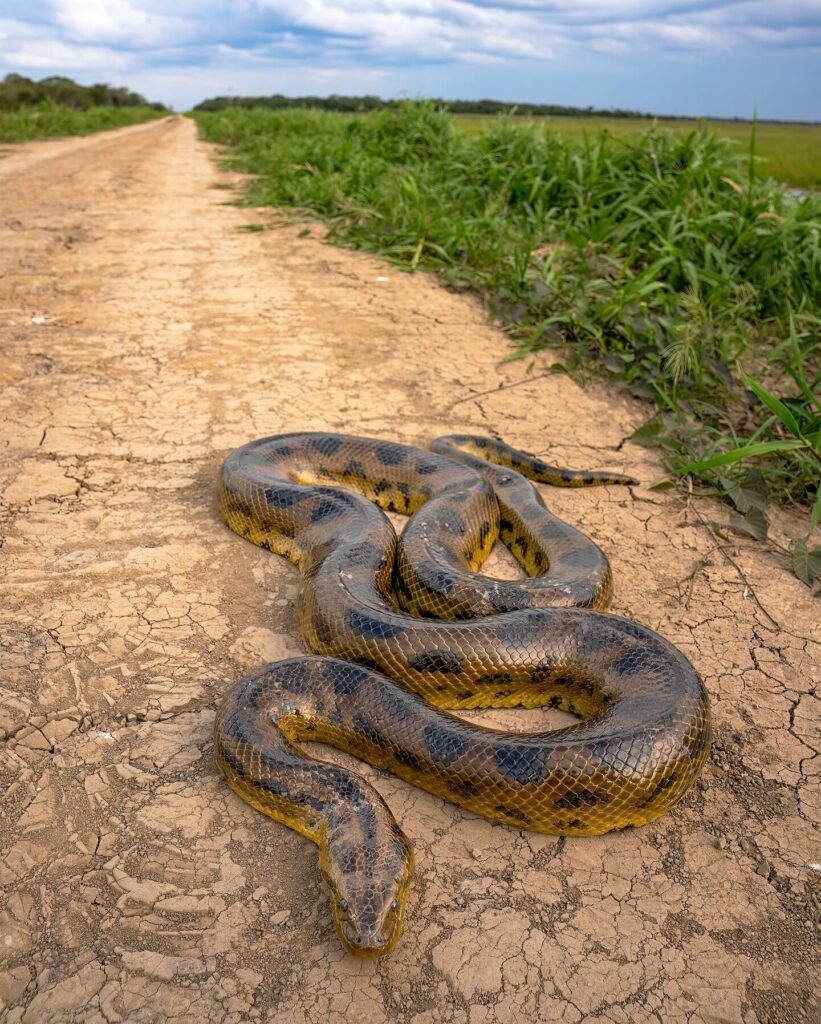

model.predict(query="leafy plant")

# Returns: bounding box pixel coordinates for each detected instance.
[0,101,164,143]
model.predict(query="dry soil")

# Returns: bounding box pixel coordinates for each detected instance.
[0,116,819,1024]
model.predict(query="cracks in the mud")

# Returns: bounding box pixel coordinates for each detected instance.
[0,678,218,753]
[445,370,565,411]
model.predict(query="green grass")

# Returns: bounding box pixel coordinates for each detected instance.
[192,103,821,583]
[0,102,166,143]
[454,115,821,190]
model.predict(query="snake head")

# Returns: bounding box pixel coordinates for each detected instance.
[321,823,413,958]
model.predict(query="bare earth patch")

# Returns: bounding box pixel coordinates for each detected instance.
[0,116,818,1024]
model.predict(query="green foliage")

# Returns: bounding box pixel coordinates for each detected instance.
[454,115,821,190]
[193,93,652,118]
[192,97,821,187]
[0,73,165,112]
[0,102,165,143]
[193,103,821,584]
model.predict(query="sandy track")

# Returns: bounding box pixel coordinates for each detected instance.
[0,116,818,1024]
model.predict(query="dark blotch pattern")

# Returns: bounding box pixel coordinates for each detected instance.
[495,744,550,785]
[554,788,607,810]
[329,664,372,698]
[423,722,466,766]
[494,803,532,825]
[476,672,513,687]
[311,498,346,523]
[436,507,466,537]
[375,442,407,466]
[409,650,464,675]
[394,748,424,772]
[265,486,303,508]
[414,560,457,597]
[346,608,406,641]
[353,714,386,748]
[310,436,343,456]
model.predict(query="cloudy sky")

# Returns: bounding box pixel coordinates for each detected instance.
[1,1,819,118]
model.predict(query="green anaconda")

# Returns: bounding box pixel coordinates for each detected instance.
[214,433,711,957]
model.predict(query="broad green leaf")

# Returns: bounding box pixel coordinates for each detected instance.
[811,489,821,532]
[629,420,665,447]
[729,508,769,541]
[720,470,769,513]
[792,538,821,586]
[604,355,626,374]
[630,382,656,400]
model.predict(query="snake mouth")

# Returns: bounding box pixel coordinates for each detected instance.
[339,919,392,956]
[337,911,401,958]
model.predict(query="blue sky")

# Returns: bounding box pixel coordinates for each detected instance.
[0,1,819,119]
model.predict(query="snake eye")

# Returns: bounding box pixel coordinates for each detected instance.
[339,899,348,912]
[390,899,398,911]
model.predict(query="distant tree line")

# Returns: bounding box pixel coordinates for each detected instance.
[192,95,810,124]
[192,93,652,118]
[0,74,166,112]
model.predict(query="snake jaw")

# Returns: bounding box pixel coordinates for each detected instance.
[332,882,410,958]
[337,916,391,957]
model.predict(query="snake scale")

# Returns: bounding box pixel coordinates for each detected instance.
[215,433,711,956]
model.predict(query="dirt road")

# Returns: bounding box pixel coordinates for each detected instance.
[0,116,818,1024]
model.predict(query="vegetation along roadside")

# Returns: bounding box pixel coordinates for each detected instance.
[194,93,821,189]
[192,103,821,587]
[0,73,166,143]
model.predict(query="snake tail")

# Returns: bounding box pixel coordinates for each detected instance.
[432,434,638,487]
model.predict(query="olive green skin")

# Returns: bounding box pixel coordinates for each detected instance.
[214,433,711,957]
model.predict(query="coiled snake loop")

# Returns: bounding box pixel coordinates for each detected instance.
[215,433,710,956]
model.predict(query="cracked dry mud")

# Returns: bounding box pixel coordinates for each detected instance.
[0,116,818,1024]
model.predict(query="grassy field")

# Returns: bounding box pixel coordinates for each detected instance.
[193,104,821,583]
[454,115,821,190]
[0,103,166,144]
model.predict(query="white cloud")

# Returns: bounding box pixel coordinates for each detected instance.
[587,19,727,51]
[50,0,194,47]
[249,0,819,64]
[255,1,566,60]
[0,37,131,69]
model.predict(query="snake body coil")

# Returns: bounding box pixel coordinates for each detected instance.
[215,433,711,956]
